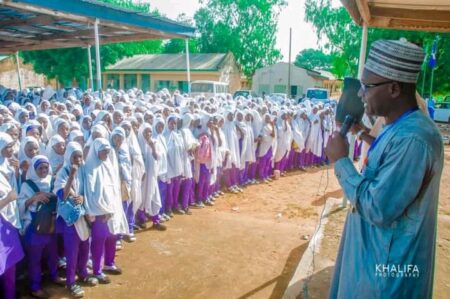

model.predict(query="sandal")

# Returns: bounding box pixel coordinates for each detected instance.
[94,273,111,284]
[69,284,85,298]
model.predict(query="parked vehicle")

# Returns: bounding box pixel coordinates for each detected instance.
[434,101,450,123]
[190,81,229,98]
[233,90,258,99]
[300,88,330,104]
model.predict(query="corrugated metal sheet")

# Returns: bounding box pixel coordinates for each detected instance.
[106,54,228,71]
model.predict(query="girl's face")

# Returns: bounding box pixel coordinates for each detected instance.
[27,127,41,140]
[218,119,224,127]
[113,113,123,125]
[41,102,50,111]
[245,114,252,122]
[112,134,124,148]
[82,118,92,130]
[19,112,29,124]
[144,115,154,125]
[98,149,110,161]
[156,123,164,134]
[70,151,83,166]
[227,113,234,122]
[36,162,50,178]
[53,142,66,155]
[25,142,39,159]
[236,113,243,122]
[38,117,48,129]
[1,143,14,159]
[143,128,152,141]
[7,127,19,142]
[121,124,131,137]
[265,115,272,123]
[58,123,70,139]
[168,119,177,131]
[123,107,132,117]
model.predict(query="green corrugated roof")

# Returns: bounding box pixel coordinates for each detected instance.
[105,53,228,72]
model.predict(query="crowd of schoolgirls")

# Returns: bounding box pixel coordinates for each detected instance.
[0,86,339,298]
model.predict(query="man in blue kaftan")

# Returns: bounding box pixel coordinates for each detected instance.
[325,39,444,299]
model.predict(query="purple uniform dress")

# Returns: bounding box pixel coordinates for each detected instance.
[0,215,24,299]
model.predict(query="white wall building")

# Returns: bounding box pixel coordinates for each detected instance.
[252,62,329,98]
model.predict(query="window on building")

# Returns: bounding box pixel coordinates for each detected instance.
[156,80,171,91]
[107,74,120,89]
[274,84,287,93]
[124,74,137,90]
[290,86,298,97]
[178,81,189,93]
[141,74,151,92]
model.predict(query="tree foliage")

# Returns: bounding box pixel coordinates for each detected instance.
[194,0,286,78]
[304,0,450,95]
[294,48,332,71]
[21,0,163,87]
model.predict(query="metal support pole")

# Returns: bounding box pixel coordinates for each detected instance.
[94,19,102,91]
[87,45,93,89]
[185,39,191,93]
[15,52,22,90]
[287,27,292,98]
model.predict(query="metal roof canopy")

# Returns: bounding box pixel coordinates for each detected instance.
[341,0,450,32]
[0,0,196,54]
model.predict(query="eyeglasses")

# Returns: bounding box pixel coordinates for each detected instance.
[360,81,395,92]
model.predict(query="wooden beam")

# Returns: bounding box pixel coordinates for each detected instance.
[370,7,450,22]
[0,15,55,28]
[356,0,371,23]
[369,17,450,33]
[340,0,363,25]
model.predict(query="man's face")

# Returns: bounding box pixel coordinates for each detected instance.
[359,69,399,117]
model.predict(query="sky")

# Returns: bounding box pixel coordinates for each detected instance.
[149,0,342,62]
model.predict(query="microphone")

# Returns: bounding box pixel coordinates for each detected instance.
[339,114,355,137]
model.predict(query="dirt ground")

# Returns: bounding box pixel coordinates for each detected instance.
[21,165,342,299]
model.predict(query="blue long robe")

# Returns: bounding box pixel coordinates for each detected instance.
[330,110,444,299]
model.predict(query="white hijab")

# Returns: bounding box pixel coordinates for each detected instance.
[84,138,128,235]
[0,132,20,229]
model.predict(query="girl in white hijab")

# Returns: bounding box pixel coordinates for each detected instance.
[0,132,23,299]
[18,136,40,182]
[18,155,63,298]
[222,110,242,193]
[292,109,310,169]
[121,121,146,229]
[152,118,170,222]
[274,111,293,176]
[306,106,323,166]
[46,135,66,174]
[53,142,96,297]
[258,113,275,182]
[179,113,199,212]
[36,113,53,144]
[163,115,185,216]
[111,127,138,241]
[136,124,166,231]
[84,138,128,283]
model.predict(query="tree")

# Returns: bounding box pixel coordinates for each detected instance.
[304,0,450,95]
[162,14,200,54]
[194,0,286,78]
[20,0,163,87]
[294,48,332,71]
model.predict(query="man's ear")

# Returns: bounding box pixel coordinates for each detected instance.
[389,82,402,98]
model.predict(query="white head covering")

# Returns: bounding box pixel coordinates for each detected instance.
[46,135,65,172]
